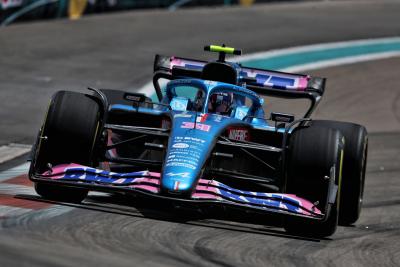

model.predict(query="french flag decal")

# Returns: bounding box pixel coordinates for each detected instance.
[174,181,180,191]
[196,113,209,123]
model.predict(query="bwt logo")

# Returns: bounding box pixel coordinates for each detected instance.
[165,172,191,178]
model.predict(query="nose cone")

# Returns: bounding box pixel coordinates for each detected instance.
[161,113,219,195]
[162,172,194,193]
[161,112,246,196]
[161,129,209,195]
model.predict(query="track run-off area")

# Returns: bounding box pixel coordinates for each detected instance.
[0,1,400,266]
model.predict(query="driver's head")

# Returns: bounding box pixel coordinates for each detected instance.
[194,90,205,111]
[208,92,233,115]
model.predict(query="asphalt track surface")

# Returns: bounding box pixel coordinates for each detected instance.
[1,1,400,266]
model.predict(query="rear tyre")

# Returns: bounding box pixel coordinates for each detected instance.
[312,120,368,225]
[33,91,101,203]
[283,125,344,237]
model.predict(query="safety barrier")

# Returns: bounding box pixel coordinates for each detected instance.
[0,0,285,26]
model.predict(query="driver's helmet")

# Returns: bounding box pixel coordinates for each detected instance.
[194,90,205,111]
[208,92,234,115]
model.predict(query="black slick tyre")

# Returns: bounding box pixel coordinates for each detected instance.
[312,120,368,225]
[283,125,344,237]
[33,91,101,203]
[34,182,88,204]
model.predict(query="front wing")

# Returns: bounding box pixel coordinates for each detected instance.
[30,163,324,220]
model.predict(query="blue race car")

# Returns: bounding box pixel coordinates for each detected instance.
[29,45,368,237]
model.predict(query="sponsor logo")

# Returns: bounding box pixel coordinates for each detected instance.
[172,143,189,149]
[169,79,193,85]
[166,172,191,178]
[174,113,192,118]
[228,128,250,141]
[171,98,188,111]
[213,115,223,122]
[234,107,249,120]
[181,122,211,132]
[204,81,218,87]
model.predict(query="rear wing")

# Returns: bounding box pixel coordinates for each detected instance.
[153,54,326,117]
[154,55,325,92]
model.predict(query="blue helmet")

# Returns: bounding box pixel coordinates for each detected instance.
[208,92,233,115]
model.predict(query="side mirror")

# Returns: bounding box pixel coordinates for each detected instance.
[270,112,295,123]
[124,92,147,110]
[124,92,146,103]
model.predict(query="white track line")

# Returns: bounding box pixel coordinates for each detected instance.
[0,162,30,181]
[0,143,31,164]
[0,183,36,195]
[0,161,77,219]
[0,206,34,217]
[236,36,400,62]
[282,51,400,72]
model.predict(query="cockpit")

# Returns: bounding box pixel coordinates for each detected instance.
[162,79,264,121]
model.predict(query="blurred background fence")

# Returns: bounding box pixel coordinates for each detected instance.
[0,0,297,26]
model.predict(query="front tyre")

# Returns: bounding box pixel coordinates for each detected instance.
[33,91,102,203]
[312,120,368,225]
[35,183,88,203]
[284,125,344,237]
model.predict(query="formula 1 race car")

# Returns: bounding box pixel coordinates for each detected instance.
[29,45,368,237]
